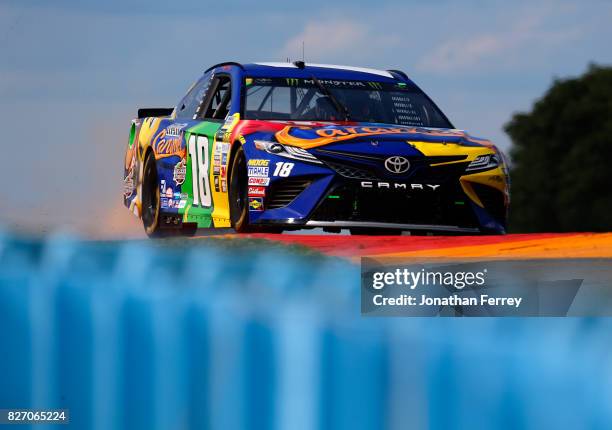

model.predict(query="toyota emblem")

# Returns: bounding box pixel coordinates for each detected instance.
[384,156,410,174]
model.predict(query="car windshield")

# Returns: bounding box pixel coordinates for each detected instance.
[243,77,453,128]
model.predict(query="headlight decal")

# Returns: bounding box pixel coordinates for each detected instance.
[465,153,501,172]
[254,140,323,164]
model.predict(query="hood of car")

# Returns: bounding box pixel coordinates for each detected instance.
[275,122,493,149]
[234,120,495,151]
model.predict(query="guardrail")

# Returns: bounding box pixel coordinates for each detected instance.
[0,230,611,429]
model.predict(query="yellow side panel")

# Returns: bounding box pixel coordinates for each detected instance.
[209,114,240,227]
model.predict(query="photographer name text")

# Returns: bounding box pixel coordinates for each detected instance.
[370,268,522,308]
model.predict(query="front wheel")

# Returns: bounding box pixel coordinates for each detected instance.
[228,146,252,232]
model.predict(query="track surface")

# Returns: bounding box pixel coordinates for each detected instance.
[234,232,612,260]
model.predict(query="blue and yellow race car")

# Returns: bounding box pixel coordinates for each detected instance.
[123,61,509,237]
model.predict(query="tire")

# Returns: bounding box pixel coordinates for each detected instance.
[228,146,252,232]
[141,153,163,238]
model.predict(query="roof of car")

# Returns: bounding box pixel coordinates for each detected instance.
[209,61,411,83]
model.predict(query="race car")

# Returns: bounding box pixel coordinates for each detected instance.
[123,61,509,237]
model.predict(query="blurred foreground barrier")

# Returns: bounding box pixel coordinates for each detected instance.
[1,230,611,429]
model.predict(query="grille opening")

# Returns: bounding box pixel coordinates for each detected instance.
[321,160,378,180]
[310,182,479,228]
[266,178,312,209]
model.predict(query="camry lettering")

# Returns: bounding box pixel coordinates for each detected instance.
[360,181,441,191]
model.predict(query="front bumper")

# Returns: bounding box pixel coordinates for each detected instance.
[307,220,480,233]
[246,141,509,234]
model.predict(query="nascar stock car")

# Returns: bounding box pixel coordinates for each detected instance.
[123,61,509,237]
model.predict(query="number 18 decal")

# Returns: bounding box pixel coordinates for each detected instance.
[188,134,212,207]
[273,162,294,177]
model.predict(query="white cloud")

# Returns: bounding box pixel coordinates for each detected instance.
[416,3,583,74]
[281,20,361,61]
[279,19,399,64]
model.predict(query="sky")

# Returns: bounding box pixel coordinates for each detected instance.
[1,0,611,237]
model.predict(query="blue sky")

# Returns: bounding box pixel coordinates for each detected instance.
[1,0,611,236]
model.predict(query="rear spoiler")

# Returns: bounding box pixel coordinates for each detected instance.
[137,108,173,119]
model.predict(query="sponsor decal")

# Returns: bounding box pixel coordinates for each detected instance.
[187,213,208,222]
[165,187,173,198]
[123,168,135,198]
[249,197,264,211]
[248,159,270,167]
[317,126,415,139]
[360,181,441,191]
[248,167,270,178]
[213,166,220,175]
[166,123,188,137]
[217,114,239,143]
[173,159,186,185]
[221,152,228,165]
[248,186,266,197]
[220,166,227,178]
[253,78,273,85]
[308,79,366,88]
[285,78,366,88]
[221,114,239,130]
[214,175,220,192]
[178,199,187,209]
[274,124,493,149]
[161,197,168,208]
[152,127,186,159]
[248,166,269,177]
[221,178,227,193]
[248,177,270,186]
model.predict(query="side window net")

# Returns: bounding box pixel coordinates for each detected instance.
[202,76,232,120]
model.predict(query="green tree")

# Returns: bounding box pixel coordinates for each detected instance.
[505,64,612,232]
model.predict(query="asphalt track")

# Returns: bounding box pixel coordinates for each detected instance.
[224,232,612,261]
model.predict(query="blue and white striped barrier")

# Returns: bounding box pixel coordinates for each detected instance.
[0,230,611,429]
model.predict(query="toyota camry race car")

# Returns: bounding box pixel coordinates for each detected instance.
[123,61,509,237]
